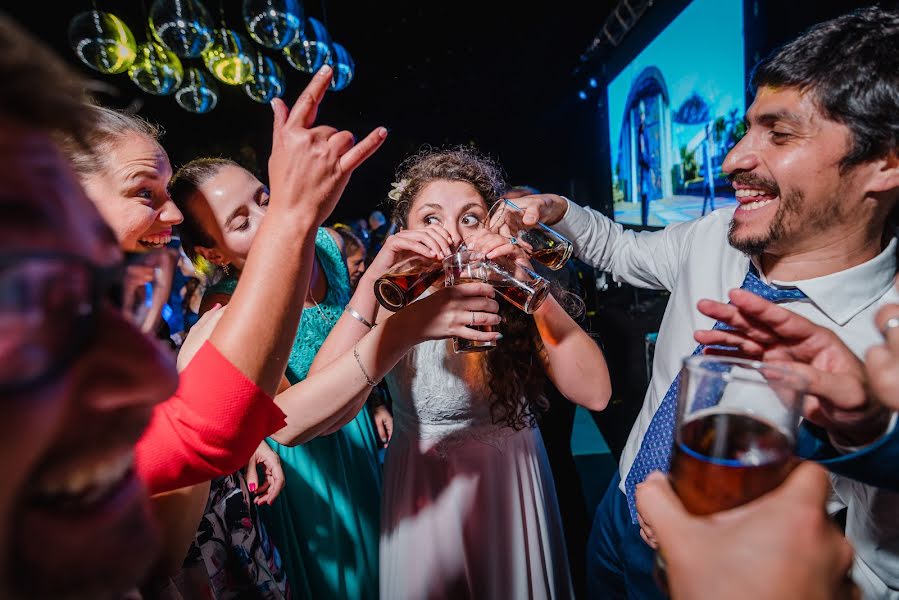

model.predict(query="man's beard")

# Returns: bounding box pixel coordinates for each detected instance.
[728,188,803,255]
[727,185,846,256]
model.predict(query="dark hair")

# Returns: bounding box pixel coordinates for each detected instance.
[0,15,93,143]
[752,6,899,170]
[333,223,365,257]
[387,147,550,430]
[169,157,239,273]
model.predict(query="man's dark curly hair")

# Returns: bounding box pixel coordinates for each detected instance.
[752,6,899,171]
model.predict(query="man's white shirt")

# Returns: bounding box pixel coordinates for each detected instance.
[555,200,899,597]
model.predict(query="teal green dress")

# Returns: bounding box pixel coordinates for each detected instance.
[208,228,381,599]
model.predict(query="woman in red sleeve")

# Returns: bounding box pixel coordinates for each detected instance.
[57,67,389,494]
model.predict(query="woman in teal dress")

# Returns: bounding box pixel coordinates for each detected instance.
[172,158,381,599]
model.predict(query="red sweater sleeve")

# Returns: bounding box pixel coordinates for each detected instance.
[135,341,287,495]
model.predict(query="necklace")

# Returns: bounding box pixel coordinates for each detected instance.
[307,293,335,325]
[304,255,339,329]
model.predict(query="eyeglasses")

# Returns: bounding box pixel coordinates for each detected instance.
[0,248,175,392]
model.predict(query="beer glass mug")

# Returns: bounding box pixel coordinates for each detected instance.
[655,355,807,591]
[443,250,496,353]
[374,253,444,312]
[486,199,573,270]
[670,355,807,514]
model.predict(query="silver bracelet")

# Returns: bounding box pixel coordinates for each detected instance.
[353,342,379,386]
[346,305,376,329]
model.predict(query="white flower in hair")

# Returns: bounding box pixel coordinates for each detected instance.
[387,178,410,201]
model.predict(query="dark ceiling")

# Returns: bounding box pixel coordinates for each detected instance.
[8,1,617,221]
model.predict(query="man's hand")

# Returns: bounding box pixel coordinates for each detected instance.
[636,463,857,600]
[498,194,569,227]
[694,289,890,446]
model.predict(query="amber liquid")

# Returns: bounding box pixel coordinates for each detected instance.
[492,280,550,314]
[374,265,444,311]
[521,228,572,270]
[669,410,794,515]
[451,276,497,353]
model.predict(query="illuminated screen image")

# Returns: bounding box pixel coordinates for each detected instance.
[607,0,745,226]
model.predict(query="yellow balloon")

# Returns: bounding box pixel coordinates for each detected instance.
[203,29,254,85]
[128,42,184,95]
[68,11,137,74]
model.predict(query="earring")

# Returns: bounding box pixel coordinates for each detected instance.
[222,264,231,276]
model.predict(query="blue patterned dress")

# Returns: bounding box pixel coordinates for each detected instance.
[208,228,381,599]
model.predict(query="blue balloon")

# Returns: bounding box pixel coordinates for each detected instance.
[244,55,285,103]
[243,0,304,49]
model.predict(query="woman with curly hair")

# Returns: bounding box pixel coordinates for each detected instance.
[310,147,612,598]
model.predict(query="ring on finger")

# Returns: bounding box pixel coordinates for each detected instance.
[881,316,899,338]
[470,311,476,327]
[508,236,518,245]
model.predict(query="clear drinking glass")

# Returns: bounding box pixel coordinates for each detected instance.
[655,355,807,592]
[443,250,496,353]
[122,248,177,333]
[486,199,573,270]
[483,259,550,314]
[374,254,444,312]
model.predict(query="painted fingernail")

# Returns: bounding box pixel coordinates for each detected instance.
[248,483,257,493]
[496,333,504,340]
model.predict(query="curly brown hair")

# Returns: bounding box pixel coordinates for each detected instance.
[387,147,549,430]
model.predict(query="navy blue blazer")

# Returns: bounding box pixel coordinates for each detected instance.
[799,421,899,491]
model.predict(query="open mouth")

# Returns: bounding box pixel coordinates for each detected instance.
[735,188,778,211]
[138,230,172,249]
[31,451,135,512]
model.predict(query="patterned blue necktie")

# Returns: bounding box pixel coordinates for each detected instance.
[624,266,808,523]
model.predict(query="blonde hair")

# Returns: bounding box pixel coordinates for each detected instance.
[56,104,162,179]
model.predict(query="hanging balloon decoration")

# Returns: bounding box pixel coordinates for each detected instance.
[128,40,184,95]
[283,17,332,74]
[149,0,214,58]
[243,0,304,49]
[329,42,354,91]
[68,11,137,74]
[176,67,219,113]
[67,2,358,114]
[203,29,255,85]
[244,54,285,103]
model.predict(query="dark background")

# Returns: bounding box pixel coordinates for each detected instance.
[9,0,619,222]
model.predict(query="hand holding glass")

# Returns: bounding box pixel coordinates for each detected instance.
[443,251,496,353]
[654,355,807,592]
[486,199,573,270]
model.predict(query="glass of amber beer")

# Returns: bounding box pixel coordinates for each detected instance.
[443,250,496,353]
[655,355,807,591]
[669,355,807,515]
[374,254,445,312]
[486,199,573,270]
